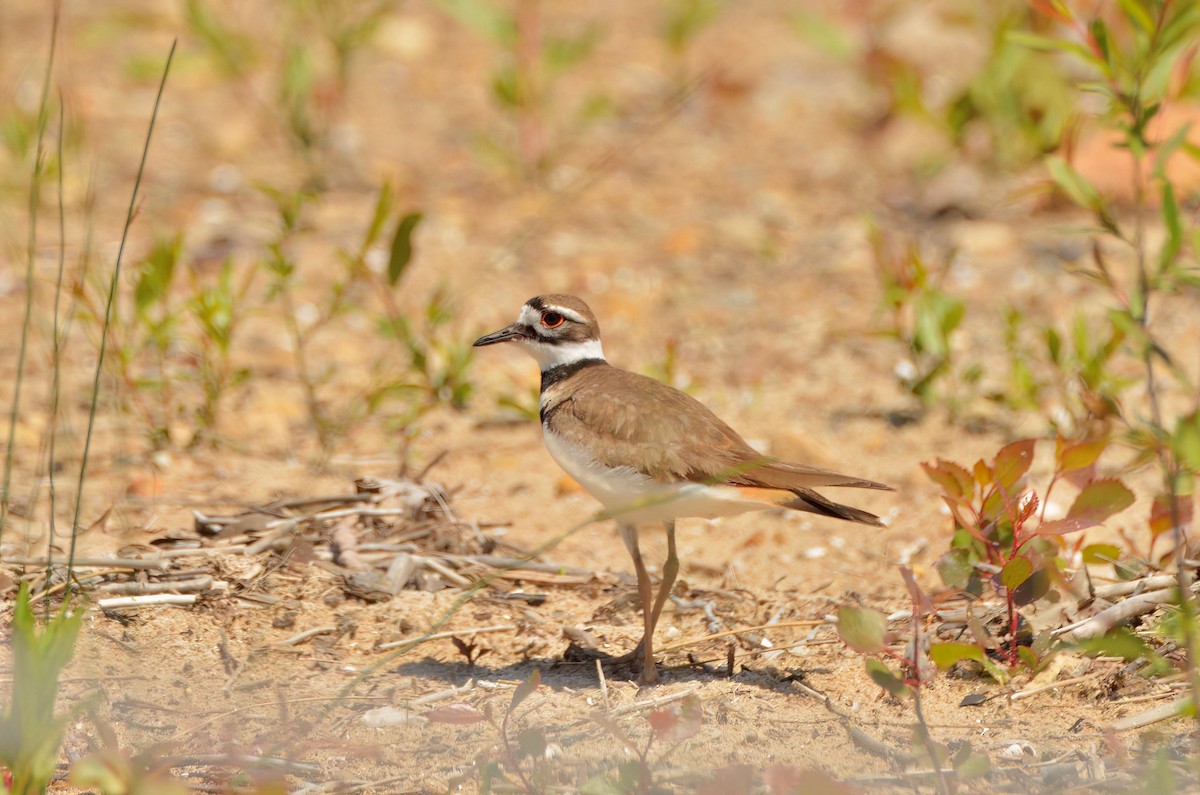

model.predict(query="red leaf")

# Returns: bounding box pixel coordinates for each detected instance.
[422,704,485,724]
[765,767,858,795]
[1029,0,1070,22]
[1039,478,1134,535]
[899,566,933,614]
[697,765,755,795]
[921,459,974,499]
[994,439,1036,490]
[1150,493,1194,538]
[647,709,678,735]
[650,692,702,743]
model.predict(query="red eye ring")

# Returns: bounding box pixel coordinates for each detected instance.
[541,311,565,328]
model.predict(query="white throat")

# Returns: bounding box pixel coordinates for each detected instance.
[521,338,605,371]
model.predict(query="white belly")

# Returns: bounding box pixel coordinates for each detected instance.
[542,426,768,524]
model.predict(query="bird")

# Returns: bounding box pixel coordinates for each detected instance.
[474,294,891,684]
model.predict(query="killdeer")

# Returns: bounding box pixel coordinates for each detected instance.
[475,294,891,684]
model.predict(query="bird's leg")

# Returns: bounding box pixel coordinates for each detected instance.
[646,520,679,645]
[619,523,659,685]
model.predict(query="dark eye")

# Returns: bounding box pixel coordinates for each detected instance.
[541,312,564,328]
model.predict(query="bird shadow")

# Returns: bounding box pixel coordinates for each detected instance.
[389,641,823,699]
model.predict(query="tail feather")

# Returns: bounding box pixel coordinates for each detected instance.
[740,460,893,492]
[783,487,884,527]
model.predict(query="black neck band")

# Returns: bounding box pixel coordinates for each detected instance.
[540,358,604,392]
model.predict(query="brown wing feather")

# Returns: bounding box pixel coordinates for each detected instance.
[545,365,891,495]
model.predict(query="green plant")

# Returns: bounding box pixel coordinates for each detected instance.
[945,4,1077,167]
[424,671,551,793]
[185,0,392,184]
[0,585,84,795]
[186,257,260,445]
[582,692,703,795]
[99,233,186,448]
[1016,0,1200,718]
[837,571,990,795]
[436,0,609,179]
[994,307,1133,438]
[869,225,968,408]
[1,8,59,544]
[924,438,1135,668]
[660,0,723,88]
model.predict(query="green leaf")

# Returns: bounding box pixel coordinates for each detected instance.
[935,548,975,590]
[1057,436,1107,472]
[134,234,181,317]
[1039,478,1135,535]
[1172,411,1200,473]
[1074,628,1169,673]
[1012,566,1051,606]
[865,658,910,698]
[387,211,423,287]
[433,0,517,46]
[1000,555,1034,591]
[543,26,601,77]
[953,748,992,780]
[0,585,84,793]
[837,605,887,654]
[1006,30,1103,68]
[363,181,395,250]
[994,439,1036,490]
[790,9,854,60]
[1017,645,1040,671]
[579,776,626,795]
[1045,155,1118,233]
[930,641,985,669]
[509,669,540,714]
[1081,543,1122,565]
[1117,0,1155,32]
[516,727,547,758]
[1159,179,1182,273]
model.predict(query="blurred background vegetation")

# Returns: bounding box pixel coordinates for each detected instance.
[2,0,1200,791]
[0,0,1196,541]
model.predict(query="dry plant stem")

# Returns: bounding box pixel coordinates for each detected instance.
[1055,587,1185,641]
[597,659,610,712]
[45,99,68,597]
[277,277,333,454]
[607,687,698,718]
[67,40,176,589]
[1010,673,1102,701]
[375,623,516,651]
[1111,695,1192,732]
[409,680,476,708]
[908,594,950,795]
[0,5,59,548]
[95,593,197,609]
[654,619,826,654]
[8,556,170,570]
[272,626,337,646]
[95,576,213,596]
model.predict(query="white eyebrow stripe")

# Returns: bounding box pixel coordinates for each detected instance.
[542,305,588,324]
[519,303,588,326]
